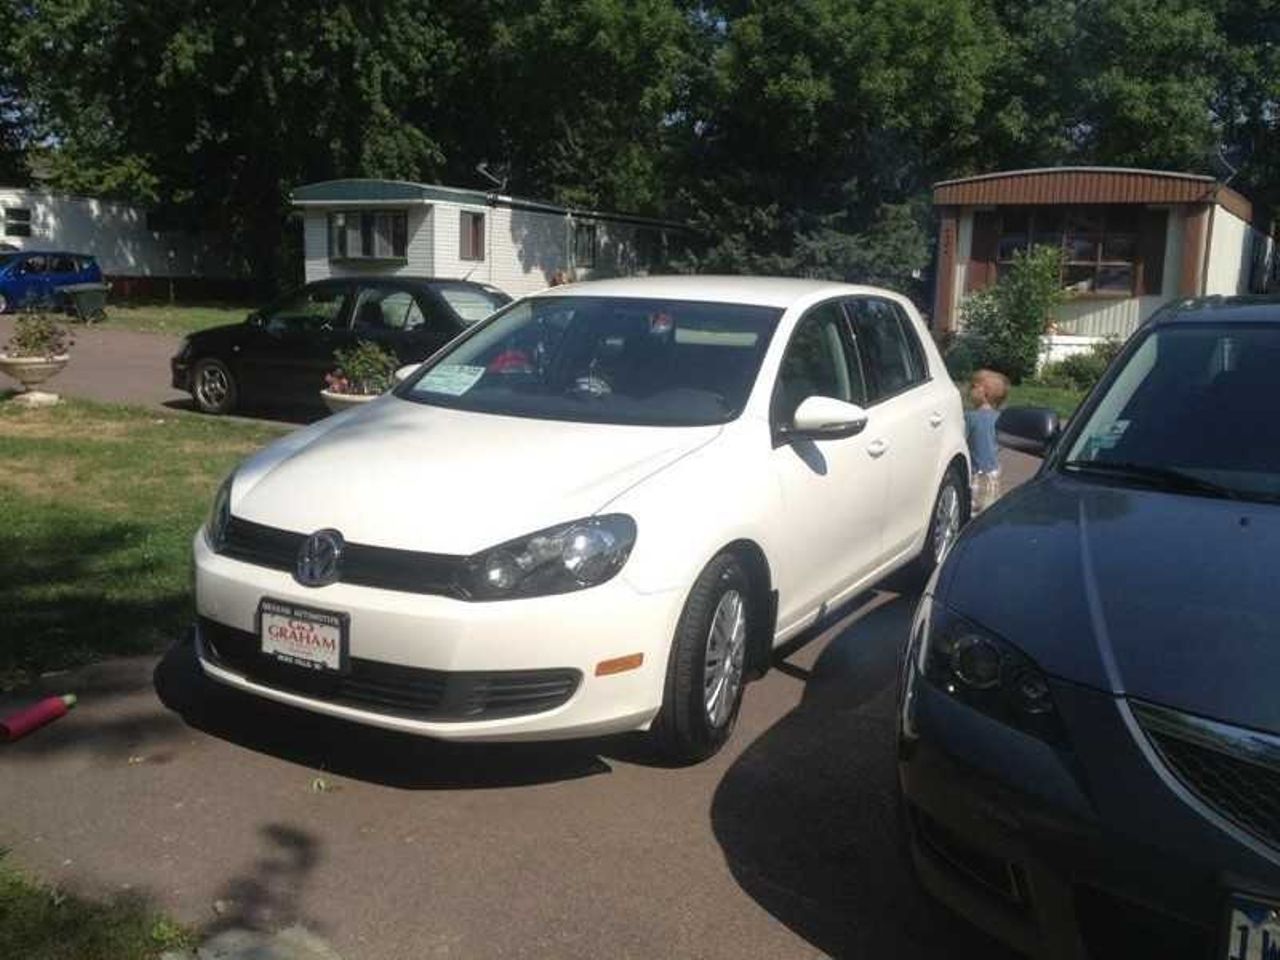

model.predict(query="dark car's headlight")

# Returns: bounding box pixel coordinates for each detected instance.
[916,601,1066,745]
[204,473,234,552]
[174,336,193,361]
[464,515,636,600]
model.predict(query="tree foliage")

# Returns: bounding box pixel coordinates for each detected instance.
[2,0,1278,289]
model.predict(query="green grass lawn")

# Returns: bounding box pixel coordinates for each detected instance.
[0,399,286,690]
[100,303,249,336]
[0,851,191,960]
[1006,382,1086,419]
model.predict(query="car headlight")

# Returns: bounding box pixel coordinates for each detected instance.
[204,473,234,552]
[916,601,1065,745]
[464,515,636,600]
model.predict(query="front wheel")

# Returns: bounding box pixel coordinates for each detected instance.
[912,466,968,580]
[651,553,752,764]
[191,358,238,415]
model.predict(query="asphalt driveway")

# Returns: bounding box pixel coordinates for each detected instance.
[0,587,1018,960]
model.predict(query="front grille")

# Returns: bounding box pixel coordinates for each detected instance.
[1134,700,1280,851]
[222,516,467,597]
[1074,885,1212,960]
[200,618,580,722]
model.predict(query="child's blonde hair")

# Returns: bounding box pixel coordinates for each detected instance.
[972,368,1009,408]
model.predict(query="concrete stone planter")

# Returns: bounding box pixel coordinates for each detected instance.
[0,354,70,406]
[320,389,378,414]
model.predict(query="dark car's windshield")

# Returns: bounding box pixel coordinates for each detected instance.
[0,253,17,271]
[1063,322,1280,501]
[397,295,781,426]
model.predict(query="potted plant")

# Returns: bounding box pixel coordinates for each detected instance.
[0,308,74,407]
[321,340,399,413]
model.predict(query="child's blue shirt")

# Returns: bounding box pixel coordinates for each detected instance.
[966,407,1001,473]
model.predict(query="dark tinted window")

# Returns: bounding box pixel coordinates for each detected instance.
[1065,323,1280,500]
[263,285,348,334]
[353,285,426,332]
[400,296,780,427]
[20,255,46,275]
[848,298,925,400]
[51,256,77,273]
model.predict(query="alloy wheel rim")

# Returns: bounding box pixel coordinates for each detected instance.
[933,482,961,564]
[197,366,228,408]
[704,588,746,729]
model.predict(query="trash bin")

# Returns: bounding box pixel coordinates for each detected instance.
[53,282,111,323]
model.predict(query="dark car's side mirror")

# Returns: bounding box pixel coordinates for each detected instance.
[997,406,1060,458]
[246,311,264,327]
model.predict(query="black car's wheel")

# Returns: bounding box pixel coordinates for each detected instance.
[652,553,752,764]
[191,358,238,415]
[911,465,969,580]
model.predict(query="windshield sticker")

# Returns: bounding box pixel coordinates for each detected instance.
[418,364,486,396]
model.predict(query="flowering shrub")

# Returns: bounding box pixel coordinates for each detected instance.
[4,310,74,359]
[325,340,398,394]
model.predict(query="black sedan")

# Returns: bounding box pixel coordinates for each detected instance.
[898,296,1280,959]
[171,277,510,414]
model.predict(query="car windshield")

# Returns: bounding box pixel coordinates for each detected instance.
[1062,322,1280,502]
[0,253,17,270]
[397,295,782,426]
[434,284,511,324]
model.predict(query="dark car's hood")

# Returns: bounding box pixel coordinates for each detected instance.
[940,474,1280,733]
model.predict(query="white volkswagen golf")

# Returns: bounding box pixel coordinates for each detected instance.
[193,276,967,761]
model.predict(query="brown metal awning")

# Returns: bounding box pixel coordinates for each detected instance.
[932,167,1254,223]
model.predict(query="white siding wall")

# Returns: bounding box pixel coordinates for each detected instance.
[1204,207,1253,296]
[0,187,232,277]
[302,205,432,284]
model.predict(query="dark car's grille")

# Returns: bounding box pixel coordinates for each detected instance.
[222,516,467,597]
[1133,700,1280,851]
[199,618,580,722]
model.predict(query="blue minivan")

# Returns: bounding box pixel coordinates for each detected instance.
[0,251,104,313]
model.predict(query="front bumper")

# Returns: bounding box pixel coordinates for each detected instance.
[193,531,685,742]
[898,669,1280,959]
[171,357,190,392]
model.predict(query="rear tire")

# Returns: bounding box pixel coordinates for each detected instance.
[911,465,968,581]
[651,553,752,764]
[191,358,238,415]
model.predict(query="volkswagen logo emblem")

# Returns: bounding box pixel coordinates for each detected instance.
[295,529,344,587]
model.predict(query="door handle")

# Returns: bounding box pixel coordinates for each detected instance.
[929,412,944,428]
[867,438,889,458]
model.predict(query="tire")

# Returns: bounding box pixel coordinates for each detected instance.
[911,465,968,581]
[191,357,238,415]
[651,553,753,764]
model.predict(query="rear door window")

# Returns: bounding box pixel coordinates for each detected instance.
[846,298,927,402]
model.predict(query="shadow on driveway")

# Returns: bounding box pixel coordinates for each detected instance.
[710,589,1019,959]
[153,637,668,791]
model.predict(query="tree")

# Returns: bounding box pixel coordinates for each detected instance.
[960,245,1065,383]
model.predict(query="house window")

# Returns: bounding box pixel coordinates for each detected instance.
[327,211,408,260]
[460,210,485,261]
[4,207,32,237]
[996,205,1140,296]
[574,222,597,269]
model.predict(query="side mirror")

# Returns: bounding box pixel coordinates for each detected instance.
[246,311,264,328]
[393,363,420,384]
[996,406,1060,458]
[785,396,869,441]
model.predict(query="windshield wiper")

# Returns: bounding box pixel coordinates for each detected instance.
[1061,459,1244,500]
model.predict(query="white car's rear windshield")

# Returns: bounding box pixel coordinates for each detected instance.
[397,296,782,426]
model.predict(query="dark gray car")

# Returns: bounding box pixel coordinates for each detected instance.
[898,297,1280,959]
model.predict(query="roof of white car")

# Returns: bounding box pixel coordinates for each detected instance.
[532,275,901,309]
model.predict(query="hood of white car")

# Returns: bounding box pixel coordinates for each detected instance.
[231,395,721,555]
